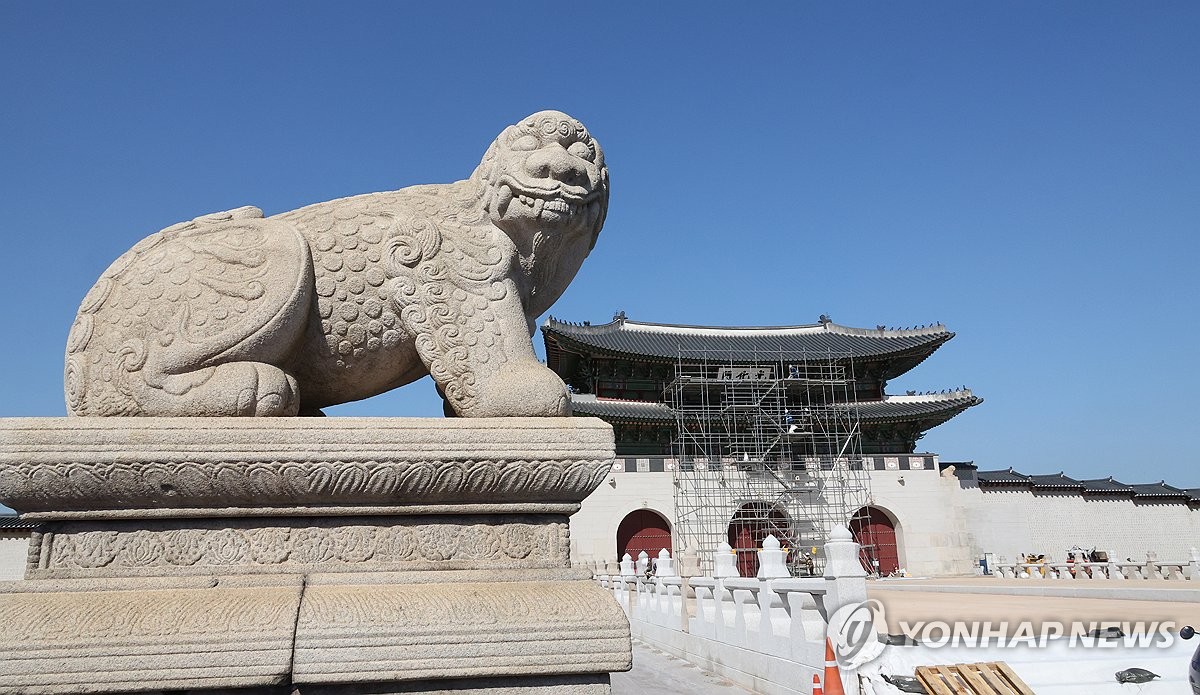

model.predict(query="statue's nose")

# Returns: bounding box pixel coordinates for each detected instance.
[525,146,590,188]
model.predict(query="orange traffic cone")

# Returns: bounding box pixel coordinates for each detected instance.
[823,638,846,695]
[812,673,824,695]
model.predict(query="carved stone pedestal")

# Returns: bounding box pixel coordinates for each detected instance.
[0,417,630,695]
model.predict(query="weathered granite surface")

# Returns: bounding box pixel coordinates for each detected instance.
[0,418,632,694]
[0,417,612,514]
[64,111,607,419]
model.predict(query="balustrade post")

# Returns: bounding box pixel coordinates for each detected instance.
[708,543,740,643]
[619,552,635,577]
[821,525,867,616]
[714,541,740,578]
[723,578,761,650]
[636,550,650,577]
[656,548,677,577]
[678,546,701,599]
[688,578,718,639]
[756,535,791,579]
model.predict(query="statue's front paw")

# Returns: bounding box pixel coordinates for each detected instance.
[458,363,571,417]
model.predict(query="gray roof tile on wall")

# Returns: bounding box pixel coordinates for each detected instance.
[1027,472,1085,490]
[976,468,1032,486]
[1127,481,1191,499]
[0,515,38,530]
[1080,477,1134,495]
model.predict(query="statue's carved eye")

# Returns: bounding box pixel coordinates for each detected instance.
[513,135,539,152]
[567,141,594,161]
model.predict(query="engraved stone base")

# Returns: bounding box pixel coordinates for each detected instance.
[0,418,630,694]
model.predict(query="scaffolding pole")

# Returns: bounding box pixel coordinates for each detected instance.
[668,348,875,577]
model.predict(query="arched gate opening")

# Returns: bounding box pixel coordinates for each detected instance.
[850,505,900,575]
[727,501,791,577]
[615,509,673,562]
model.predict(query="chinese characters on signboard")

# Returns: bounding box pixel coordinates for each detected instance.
[717,366,777,381]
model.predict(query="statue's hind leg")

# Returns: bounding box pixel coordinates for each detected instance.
[134,361,301,416]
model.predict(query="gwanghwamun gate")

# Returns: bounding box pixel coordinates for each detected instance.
[541,312,1200,580]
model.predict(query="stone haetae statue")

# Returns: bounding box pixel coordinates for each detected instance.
[65,110,608,417]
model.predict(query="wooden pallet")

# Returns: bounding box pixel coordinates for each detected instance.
[915,662,1034,695]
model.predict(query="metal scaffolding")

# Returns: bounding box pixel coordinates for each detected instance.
[668,349,874,576]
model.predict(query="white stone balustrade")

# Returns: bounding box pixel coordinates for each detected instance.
[654,548,676,577]
[594,528,869,695]
[714,541,740,578]
[636,550,650,577]
[756,534,790,579]
[992,559,1196,581]
[619,552,635,577]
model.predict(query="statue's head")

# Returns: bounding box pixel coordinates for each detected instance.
[475,110,608,250]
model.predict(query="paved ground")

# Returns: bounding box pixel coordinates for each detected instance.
[612,639,752,694]
[869,577,1200,633]
[611,580,1200,693]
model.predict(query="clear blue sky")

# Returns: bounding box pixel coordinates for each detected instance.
[1,3,1197,490]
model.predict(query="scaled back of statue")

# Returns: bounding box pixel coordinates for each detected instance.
[65,110,608,417]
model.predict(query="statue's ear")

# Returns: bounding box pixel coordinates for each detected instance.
[588,166,609,251]
[472,138,504,214]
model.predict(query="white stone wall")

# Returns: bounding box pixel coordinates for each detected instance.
[568,467,676,566]
[864,468,978,576]
[0,532,29,581]
[960,488,1200,564]
[570,458,1200,577]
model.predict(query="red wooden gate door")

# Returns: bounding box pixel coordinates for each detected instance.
[850,506,899,575]
[616,509,672,562]
[727,502,791,577]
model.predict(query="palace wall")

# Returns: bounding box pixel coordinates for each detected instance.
[959,487,1200,564]
[569,458,1200,577]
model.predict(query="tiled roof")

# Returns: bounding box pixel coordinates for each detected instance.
[856,391,982,423]
[1128,481,1191,500]
[1080,477,1134,494]
[568,391,980,425]
[0,515,38,530]
[571,394,675,422]
[977,472,1198,505]
[543,315,953,364]
[1027,472,1085,490]
[976,468,1032,486]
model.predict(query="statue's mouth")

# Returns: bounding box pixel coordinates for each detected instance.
[515,193,581,220]
[498,179,600,223]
